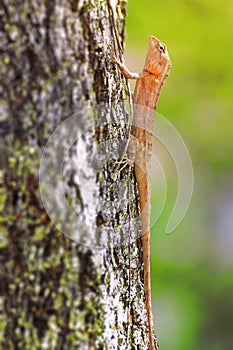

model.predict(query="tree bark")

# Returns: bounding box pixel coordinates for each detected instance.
[0,0,150,348]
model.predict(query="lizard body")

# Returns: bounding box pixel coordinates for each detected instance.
[113,36,171,350]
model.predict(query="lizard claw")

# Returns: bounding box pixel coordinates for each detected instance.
[113,158,133,174]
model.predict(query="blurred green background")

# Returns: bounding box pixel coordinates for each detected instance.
[125,0,233,349]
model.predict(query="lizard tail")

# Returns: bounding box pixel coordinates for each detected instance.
[142,231,159,350]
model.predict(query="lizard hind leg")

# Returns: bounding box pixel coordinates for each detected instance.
[109,133,136,188]
[112,137,135,174]
[104,158,133,196]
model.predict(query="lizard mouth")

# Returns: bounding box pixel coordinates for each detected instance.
[149,35,160,43]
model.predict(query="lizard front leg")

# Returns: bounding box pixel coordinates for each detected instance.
[111,51,140,80]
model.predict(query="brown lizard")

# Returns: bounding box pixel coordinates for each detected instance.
[112,35,171,350]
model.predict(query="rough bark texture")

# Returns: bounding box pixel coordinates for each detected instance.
[0,0,150,349]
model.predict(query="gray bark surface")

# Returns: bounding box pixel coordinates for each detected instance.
[0,0,150,348]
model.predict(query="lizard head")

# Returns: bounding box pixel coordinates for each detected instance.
[145,35,171,80]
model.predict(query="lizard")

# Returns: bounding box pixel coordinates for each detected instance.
[112,35,171,350]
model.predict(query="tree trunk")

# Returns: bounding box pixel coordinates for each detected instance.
[0,1,150,348]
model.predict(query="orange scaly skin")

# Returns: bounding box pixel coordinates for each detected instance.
[113,36,171,350]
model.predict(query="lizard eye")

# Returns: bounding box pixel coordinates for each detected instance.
[158,43,165,53]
